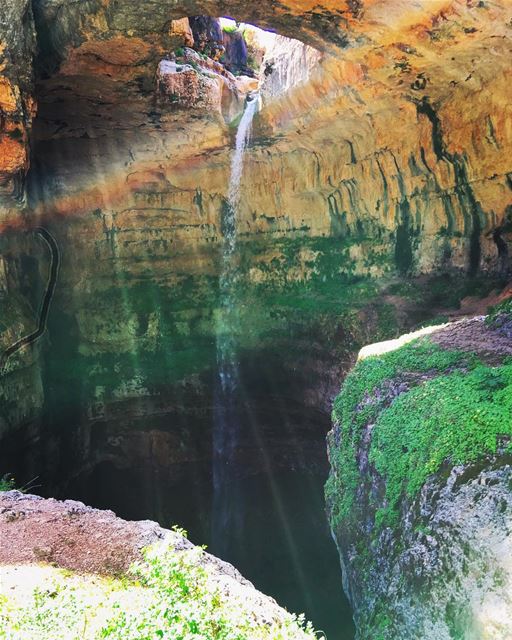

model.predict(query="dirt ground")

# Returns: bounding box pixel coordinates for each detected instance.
[0,491,171,575]
[0,490,252,588]
[430,316,512,364]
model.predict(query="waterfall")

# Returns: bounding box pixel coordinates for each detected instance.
[227,96,260,212]
[259,35,321,99]
[212,95,259,555]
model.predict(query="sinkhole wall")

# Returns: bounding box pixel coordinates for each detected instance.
[0,1,511,519]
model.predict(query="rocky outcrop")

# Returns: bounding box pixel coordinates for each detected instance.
[156,51,243,118]
[326,298,512,639]
[0,490,317,639]
[0,0,36,222]
[169,17,195,49]
[189,16,224,59]
[222,28,253,77]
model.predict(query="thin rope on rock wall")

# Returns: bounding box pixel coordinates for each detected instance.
[0,227,60,376]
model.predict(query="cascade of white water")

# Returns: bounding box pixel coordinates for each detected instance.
[212,95,259,553]
[259,35,321,99]
[227,96,260,235]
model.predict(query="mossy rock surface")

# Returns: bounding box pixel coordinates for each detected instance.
[326,310,512,639]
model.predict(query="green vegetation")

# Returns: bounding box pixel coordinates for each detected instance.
[247,54,260,72]
[38,229,504,453]
[1,536,318,640]
[42,235,402,413]
[326,333,512,533]
[370,361,512,527]
[0,474,16,491]
[6,128,23,140]
[0,474,39,493]
[325,339,470,529]
[221,24,239,34]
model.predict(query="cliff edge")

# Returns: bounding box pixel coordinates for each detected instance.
[0,491,317,639]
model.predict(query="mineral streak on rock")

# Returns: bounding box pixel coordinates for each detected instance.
[0,3,511,636]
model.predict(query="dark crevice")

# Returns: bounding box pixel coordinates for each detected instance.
[394,201,413,275]
[416,96,451,162]
[416,97,485,275]
[492,227,509,270]
[346,139,357,164]
[491,205,512,274]
[468,208,482,276]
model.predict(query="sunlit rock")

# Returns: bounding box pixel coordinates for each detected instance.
[157,50,243,119]
[169,17,194,48]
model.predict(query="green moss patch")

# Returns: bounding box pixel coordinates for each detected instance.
[326,329,512,534]
[370,361,512,528]
[325,339,470,529]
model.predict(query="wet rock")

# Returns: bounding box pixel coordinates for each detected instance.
[189,16,224,60]
[222,29,252,77]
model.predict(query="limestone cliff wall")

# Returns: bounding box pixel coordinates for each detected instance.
[24,0,512,269]
[0,0,511,489]
[1,1,511,267]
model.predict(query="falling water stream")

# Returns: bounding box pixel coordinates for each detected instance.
[211,94,260,554]
[208,95,355,640]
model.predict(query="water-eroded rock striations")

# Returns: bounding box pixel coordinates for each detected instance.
[0,3,512,636]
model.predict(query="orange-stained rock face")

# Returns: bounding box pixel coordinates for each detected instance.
[0,133,26,174]
[157,59,224,111]
[0,78,19,114]
[169,17,195,48]
[0,0,511,273]
[59,37,157,76]
[0,0,35,221]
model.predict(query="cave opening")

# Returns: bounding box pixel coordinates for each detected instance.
[1,10,357,640]
[2,2,512,638]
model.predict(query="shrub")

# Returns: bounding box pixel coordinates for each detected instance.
[1,533,319,640]
[0,474,16,492]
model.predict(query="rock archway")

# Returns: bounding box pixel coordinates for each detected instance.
[0,3,511,634]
